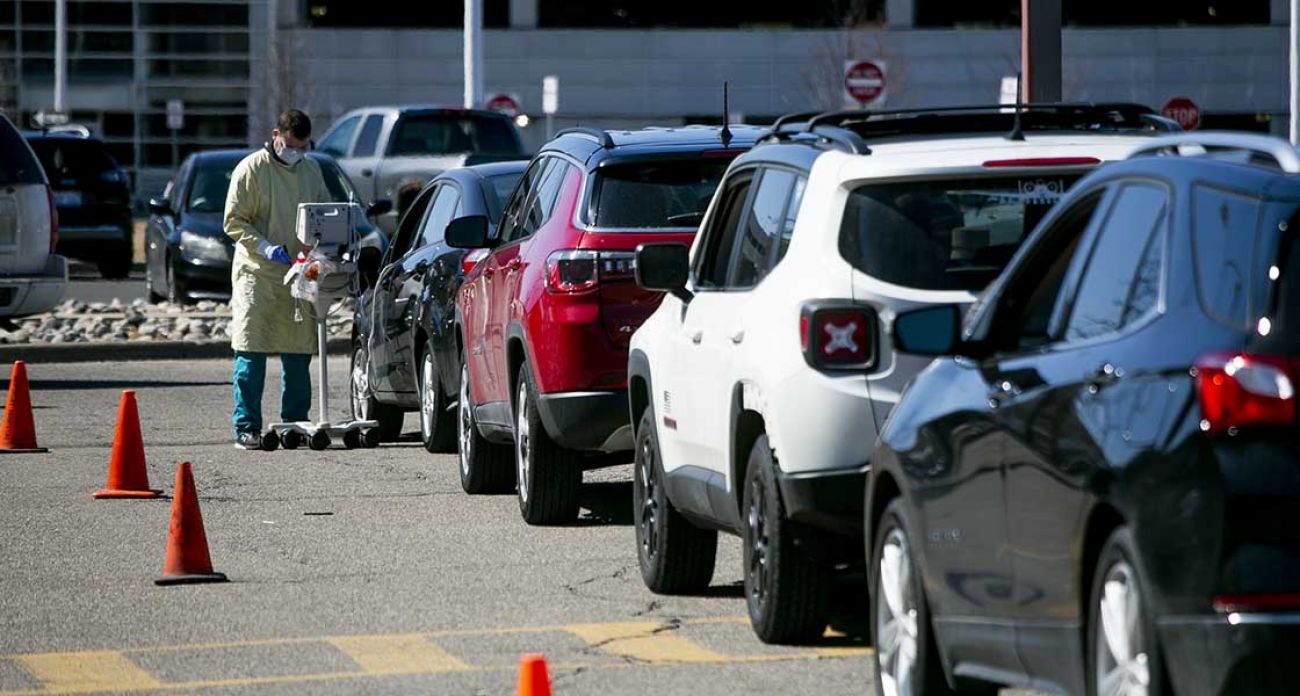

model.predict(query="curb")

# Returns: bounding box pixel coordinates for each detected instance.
[0,337,352,364]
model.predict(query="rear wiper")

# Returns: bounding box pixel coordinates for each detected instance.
[666,212,705,226]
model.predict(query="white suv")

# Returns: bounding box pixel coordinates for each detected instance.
[1,115,67,320]
[626,104,1178,643]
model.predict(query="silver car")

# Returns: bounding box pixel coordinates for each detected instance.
[315,106,527,236]
[0,115,68,321]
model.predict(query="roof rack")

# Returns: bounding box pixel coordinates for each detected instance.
[1128,132,1300,174]
[555,126,615,149]
[760,103,1178,155]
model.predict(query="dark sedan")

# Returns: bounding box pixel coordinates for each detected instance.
[351,160,527,450]
[144,150,390,304]
[865,134,1298,696]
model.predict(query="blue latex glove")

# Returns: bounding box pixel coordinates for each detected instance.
[257,240,292,265]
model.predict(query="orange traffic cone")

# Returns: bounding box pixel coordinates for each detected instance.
[156,462,227,586]
[93,390,162,499]
[0,361,47,453]
[516,653,552,696]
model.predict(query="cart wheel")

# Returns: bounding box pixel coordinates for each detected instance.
[282,430,303,450]
[261,430,280,452]
[343,429,361,449]
[361,428,381,449]
[309,431,331,451]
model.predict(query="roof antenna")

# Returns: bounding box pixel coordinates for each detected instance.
[720,81,733,148]
[1007,71,1025,141]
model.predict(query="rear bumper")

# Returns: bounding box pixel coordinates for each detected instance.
[776,464,869,536]
[535,390,631,453]
[1158,612,1300,696]
[56,224,129,243]
[0,255,69,318]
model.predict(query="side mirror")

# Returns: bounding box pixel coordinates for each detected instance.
[366,199,393,217]
[635,243,692,303]
[148,197,173,217]
[357,246,382,291]
[445,215,493,249]
[892,305,963,357]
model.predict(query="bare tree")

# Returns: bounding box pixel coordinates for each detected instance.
[801,3,907,111]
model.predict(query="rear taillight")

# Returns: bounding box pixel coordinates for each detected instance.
[545,250,635,294]
[45,185,59,252]
[1213,593,1300,613]
[800,302,877,371]
[1195,352,1298,435]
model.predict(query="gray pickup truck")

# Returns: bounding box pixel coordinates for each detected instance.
[315,106,527,235]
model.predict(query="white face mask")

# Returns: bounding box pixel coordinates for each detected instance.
[274,138,306,166]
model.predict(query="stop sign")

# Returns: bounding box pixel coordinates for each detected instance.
[485,93,521,117]
[844,60,886,105]
[1161,96,1200,131]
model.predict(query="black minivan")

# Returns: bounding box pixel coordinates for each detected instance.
[867,133,1298,696]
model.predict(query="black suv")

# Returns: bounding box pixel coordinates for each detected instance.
[24,130,133,278]
[868,133,1299,696]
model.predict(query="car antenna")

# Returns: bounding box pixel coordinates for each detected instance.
[720,81,733,148]
[1007,72,1025,141]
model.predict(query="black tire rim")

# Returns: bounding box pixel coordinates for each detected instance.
[746,474,770,613]
[636,431,660,563]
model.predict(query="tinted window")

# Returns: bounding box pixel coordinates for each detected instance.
[776,175,807,262]
[1261,220,1299,350]
[507,159,568,243]
[388,113,520,157]
[352,115,385,157]
[729,169,797,288]
[840,174,1080,292]
[418,186,461,248]
[317,160,357,203]
[318,115,360,158]
[1193,185,1266,330]
[499,160,545,242]
[2,124,47,185]
[29,138,118,178]
[488,172,523,211]
[1065,183,1168,341]
[588,159,731,229]
[695,173,754,288]
[388,188,434,261]
[186,160,236,213]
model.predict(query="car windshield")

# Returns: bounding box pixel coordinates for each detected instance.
[186,157,358,213]
[587,158,731,229]
[839,173,1083,292]
[388,113,520,157]
[28,138,118,179]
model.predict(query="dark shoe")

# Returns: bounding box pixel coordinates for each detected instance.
[234,431,263,450]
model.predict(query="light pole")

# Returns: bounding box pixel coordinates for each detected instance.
[464,0,483,110]
[54,0,67,115]
[1020,0,1062,103]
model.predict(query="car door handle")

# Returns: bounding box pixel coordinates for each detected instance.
[1086,363,1123,394]
[987,380,1021,409]
[729,330,744,345]
[690,331,703,345]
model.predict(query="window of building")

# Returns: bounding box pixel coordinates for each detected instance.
[539,0,883,27]
[305,1,509,28]
[915,0,1268,27]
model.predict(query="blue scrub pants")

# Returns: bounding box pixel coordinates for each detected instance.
[232,351,311,435]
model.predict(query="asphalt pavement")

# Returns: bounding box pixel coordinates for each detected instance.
[0,358,883,695]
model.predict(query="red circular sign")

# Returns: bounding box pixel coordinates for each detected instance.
[1161,96,1200,131]
[485,93,520,116]
[844,61,886,105]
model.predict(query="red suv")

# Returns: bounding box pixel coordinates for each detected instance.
[446,125,759,524]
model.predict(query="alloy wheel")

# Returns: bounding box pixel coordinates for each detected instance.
[420,352,437,441]
[351,347,370,420]
[746,475,770,612]
[458,362,473,478]
[877,527,919,696]
[1096,561,1151,696]
[514,379,531,504]
[637,434,660,561]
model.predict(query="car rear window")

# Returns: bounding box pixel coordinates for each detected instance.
[28,138,119,178]
[1191,184,1275,331]
[838,173,1081,292]
[587,159,731,229]
[1,120,47,185]
[388,113,520,157]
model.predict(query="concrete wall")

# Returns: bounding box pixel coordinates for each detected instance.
[286,25,1288,150]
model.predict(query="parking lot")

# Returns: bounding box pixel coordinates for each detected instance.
[0,357,880,695]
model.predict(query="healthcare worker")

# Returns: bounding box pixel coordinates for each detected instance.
[224,109,331,450]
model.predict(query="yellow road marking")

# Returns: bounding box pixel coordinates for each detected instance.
[566,621,727,664]
[13,651,162,693]
[327,635,469,675]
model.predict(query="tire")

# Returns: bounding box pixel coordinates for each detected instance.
[343,429,361,449]
[633,408,717,594]
[1087,527,1167,696]
[281,430,303,450]
[872,498,955,696]
[514,363,582,525]
[742,434,829,644]
[308,431,330,450]
[418,345,456,453]
[456,347,514,494]
[350,340,403,442]
[97,239,133,280]
[260,430,280,452]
